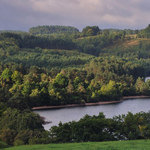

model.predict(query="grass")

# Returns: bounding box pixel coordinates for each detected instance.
[4,140,150,150]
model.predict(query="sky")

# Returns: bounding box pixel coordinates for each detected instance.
[1,0,150,32]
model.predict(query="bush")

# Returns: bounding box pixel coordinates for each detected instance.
[0,141,8,149]
[14,130,33,145]
[14,139,24,146]
[0,129,17,145]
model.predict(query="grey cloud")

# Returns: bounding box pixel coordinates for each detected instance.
[138,1,150,12]
[0,0,150,31]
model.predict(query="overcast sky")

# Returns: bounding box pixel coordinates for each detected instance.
[1,0,150,31]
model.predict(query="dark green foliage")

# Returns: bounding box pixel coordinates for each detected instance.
[49,111,150,143]
[22,35,76,50]
[82,26,101,36]
[28,131,50,145]
[0,140,8,148]
[14,130,34,145]
[8,92,30,110]
[29,25,79,35]
[75,32,123,56]
[2,24,150,146]
[0,33,22,41]
[0,32,23,48]
[0,46,93,70]
[0,129,17,145]
[138,24,150,38]
[0,108,46,146]
[0,108,44,131]
[0,103,7,116]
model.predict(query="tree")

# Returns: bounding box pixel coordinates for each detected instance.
[21,81,33,96]
[82,26,100,36]
[11,71,23,84]
[1,68,12,82]
[99,80,122,101]
[135,77,147,95]
[53,73,69,88]
[29,88,41,106]
[8,92,29,110]
[122,112,140,140]
[0,129,17,145]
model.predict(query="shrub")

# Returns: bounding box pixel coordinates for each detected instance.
[14,139,24,146]
[0,141,8,149]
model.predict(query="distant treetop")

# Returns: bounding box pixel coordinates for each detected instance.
[141,24,150,34]
[82,26,101,36]
[29,25,79,35]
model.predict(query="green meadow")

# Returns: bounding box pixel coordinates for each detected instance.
[4,140,150,150]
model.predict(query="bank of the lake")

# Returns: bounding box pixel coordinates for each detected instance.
[34,96,150,130]
[32,100,123,110]
[32,95,150,110]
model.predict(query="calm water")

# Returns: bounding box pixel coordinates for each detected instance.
[34,98,150,130]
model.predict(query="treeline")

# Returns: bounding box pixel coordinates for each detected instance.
[0,57,149,109]
[0,30,122,54]
[0,31,122,58]
[0,26,145,57]
[29,25,79,35]
[0,48,93,70]
[0,32,76,50]
[0,108,48,146]
[28,25,140,37]
[22,35,76,50]
[0,32,94,70]
[137,24,150,38]
[75,31,126,55]
[2,110,150,146]
[50,111,150,143]
[0,26,137,56]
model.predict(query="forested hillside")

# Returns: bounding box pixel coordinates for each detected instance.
[1,25,150,147]
[29,25,79,35]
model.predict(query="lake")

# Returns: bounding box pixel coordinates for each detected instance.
[34,98,150,130]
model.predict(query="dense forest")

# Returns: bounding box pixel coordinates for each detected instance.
[1,24,150,148]
[29,25,79,35]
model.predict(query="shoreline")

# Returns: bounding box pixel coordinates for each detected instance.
[32,95,150,110]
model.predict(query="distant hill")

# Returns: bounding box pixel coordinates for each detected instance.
[0,30,28,35]
[29,25,79,35]
[101,38,150,59]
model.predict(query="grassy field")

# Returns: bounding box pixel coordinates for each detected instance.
[4,140,150,150]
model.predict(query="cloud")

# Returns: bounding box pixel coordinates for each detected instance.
[0,0,150,31]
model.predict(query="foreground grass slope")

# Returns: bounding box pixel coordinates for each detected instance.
[4,140,150,150]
